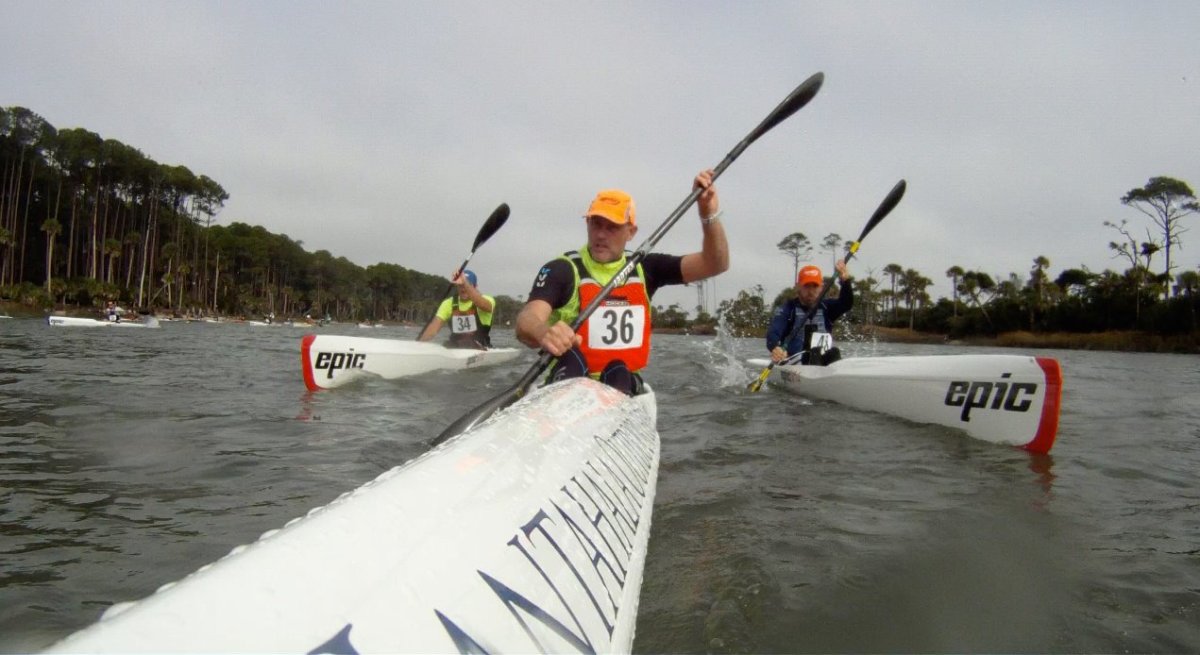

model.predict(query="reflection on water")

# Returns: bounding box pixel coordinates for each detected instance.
[0,319,1198,652]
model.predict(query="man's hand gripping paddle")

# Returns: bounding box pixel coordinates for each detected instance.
[431,73,827,446]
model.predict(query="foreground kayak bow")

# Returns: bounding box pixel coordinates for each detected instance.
[49,378,659,653]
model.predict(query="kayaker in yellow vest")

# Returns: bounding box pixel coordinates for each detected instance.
[418,269,496,349]
[515,169,729,394]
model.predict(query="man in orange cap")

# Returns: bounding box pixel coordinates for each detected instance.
[515,169,728,394]
[766,259,853,365]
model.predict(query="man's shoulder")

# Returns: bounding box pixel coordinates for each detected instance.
[642,252,681,266]
[534,258,574,281]
[640,252,683,282]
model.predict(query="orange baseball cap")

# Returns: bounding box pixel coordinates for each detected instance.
[797,265,823,287]
[584,189,636,226]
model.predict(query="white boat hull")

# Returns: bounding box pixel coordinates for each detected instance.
[47,378,659,654]
[301,334,521,391]
[46,315,160,328]
[749,354,1062,453]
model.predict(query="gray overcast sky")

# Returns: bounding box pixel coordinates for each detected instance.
[4,1,1198,314]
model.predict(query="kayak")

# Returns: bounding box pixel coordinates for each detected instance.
[747,354,1062,454]
[46,377,659,654]
[46,315,161,328]
[301,334,521,391]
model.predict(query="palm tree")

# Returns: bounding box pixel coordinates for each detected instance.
[777,232,812,283]
[945,265,965,318]
[160,241,178,309]
[41,218,62,292]
[899,268,932,330]
[960,270,996,329]
[883,263,903,321]
[104,238,122,284]
[853,275,880,325]
[1029,256,1050,330]
[0,227,11,287]
[123,231,140,288]
[820,232,843,268]
[1177,270,1200,331]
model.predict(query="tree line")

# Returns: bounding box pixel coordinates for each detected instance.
[660,177,1199,341]
[0,106,467,322]
[7,106,1196,338]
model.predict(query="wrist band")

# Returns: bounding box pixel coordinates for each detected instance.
[701,209,723,225]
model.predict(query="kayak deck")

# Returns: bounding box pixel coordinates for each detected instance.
[46,315,161,328]
[301,334,521,390]
[48,377,659,653]
[751,354,1062,453]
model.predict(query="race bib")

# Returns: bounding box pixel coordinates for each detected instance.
[587,305,646,350]
[451,314,478,334]
[811,332,834,351]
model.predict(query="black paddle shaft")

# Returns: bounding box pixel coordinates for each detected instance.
[432,73,826,445]
[416,203,510,338]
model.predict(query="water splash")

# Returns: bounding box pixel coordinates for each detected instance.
[836,321,881,358]
[703,314,752,388]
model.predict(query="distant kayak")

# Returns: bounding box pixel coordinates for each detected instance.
[46,316,161,329]
[46,377,659,654]
[301,334,521,391]
[747,354,1062,453]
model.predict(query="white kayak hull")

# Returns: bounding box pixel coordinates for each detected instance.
[46,315,161,328]
[749,354,1062,453]
[48,378,659,654]
[301,334,521,391]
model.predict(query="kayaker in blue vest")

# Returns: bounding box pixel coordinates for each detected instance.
[766,260,853,366]
[418,269,496,349]
[515,169,729,395]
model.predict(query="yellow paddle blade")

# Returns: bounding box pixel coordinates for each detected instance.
[748,367,772,392]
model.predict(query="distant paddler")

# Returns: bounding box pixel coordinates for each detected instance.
[515,169,729,394]
[766,259,853,366]
[417,269,496,349]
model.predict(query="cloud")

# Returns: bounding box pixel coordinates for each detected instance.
[3,0,1198,313]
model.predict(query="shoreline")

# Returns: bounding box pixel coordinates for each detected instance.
[8,300,1195,354]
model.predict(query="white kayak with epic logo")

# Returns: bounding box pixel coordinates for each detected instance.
[301,334,521,391]
[748,354,1062,454]
[48,377,659,653]
[46,315,161,328]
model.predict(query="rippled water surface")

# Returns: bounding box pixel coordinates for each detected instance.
[1,318,1197,652]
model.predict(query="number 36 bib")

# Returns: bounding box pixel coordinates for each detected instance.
[577,282,651,374]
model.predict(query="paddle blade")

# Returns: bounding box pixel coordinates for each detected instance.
[746,72,825,148]
[747,366,772,393]
[856,179,906,243]
[471,202,510,252]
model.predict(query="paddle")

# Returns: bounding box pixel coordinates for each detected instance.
[747,178,907,392]
[416,203,511,339]
[431,72,826,446]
